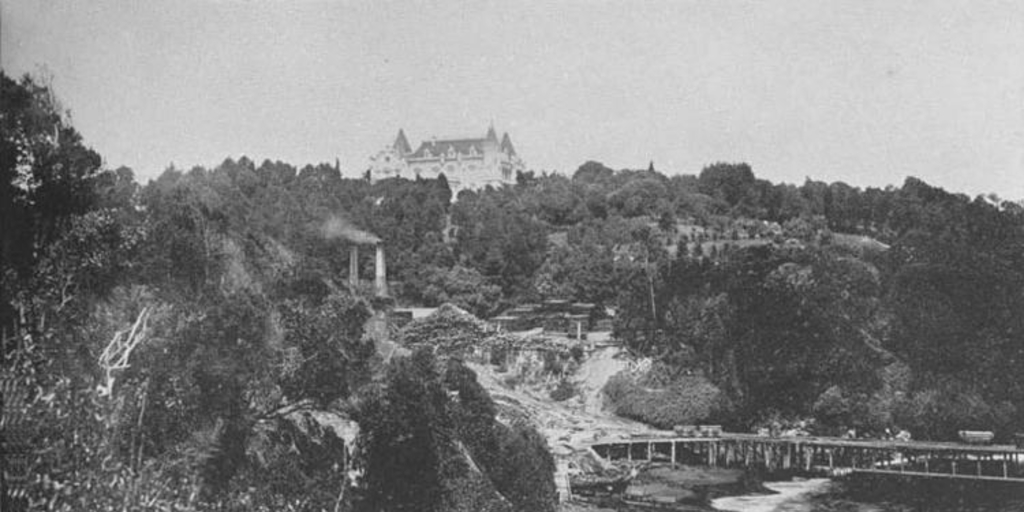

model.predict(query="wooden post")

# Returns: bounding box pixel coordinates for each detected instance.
[924,455,929,474]
[1003,458,1008,478]
[952,459,957,476]
[828,450,834,469]
[627,443,632,462]
[647,441,652,462]
[671,441,676,467]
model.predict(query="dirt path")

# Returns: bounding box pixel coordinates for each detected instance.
[574,345,636,415]
[467,345,658,452]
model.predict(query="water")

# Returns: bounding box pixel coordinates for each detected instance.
[578,465,1024,511]
[710,477,1024,512]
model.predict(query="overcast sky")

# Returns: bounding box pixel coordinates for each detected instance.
[3,1,1022,198]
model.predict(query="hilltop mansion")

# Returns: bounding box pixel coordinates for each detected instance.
[369,125,524,192]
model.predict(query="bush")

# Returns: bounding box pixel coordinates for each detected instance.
[569,345,585,364]
[603,371,731,428]
[541,350,564,375]
[812,385,854,428]
[503,374,522,389]
[549,379,577,402]
[490,343,509,366]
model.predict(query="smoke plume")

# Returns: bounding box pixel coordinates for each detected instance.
[321,215,380,244]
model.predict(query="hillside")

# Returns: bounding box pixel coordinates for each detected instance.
[468,346,656,450]
[5,72,1024,510]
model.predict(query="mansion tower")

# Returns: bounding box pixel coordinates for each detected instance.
[369,125,524,192]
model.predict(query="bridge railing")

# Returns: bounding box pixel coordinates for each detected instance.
[587,434,1024,482]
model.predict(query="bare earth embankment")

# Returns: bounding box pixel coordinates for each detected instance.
[467,345,657,450]
[468,344,762,511]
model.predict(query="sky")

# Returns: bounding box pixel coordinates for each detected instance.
[3,0,1023,199]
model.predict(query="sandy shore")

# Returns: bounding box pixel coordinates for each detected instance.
[711,478,833,512]
[563,463,762,511]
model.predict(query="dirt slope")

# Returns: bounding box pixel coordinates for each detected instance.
[467,345,658,453]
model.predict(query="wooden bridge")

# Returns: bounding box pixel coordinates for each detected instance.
[589,433,1024,483]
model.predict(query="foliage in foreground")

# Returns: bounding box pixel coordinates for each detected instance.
[353,349,556,512]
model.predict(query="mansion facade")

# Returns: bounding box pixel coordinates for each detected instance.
[369,125,524,192]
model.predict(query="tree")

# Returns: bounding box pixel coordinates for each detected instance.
[2,72,103,331]
[278,292,373,406]
[413,264,502,317]
[353,349,459,512]
[698,162,755,208]
[452,188,548,298]
[493,421,557,512]
[444,360,556,512]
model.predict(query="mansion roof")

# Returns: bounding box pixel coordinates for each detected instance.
[393,129,412,154]
[409,138,488,160]
[398,125,519,161]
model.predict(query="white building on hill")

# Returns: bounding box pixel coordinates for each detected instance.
[369,124,523,192]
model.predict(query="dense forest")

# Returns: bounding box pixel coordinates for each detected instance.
[2,73,554,511]
[4,71,1024,509]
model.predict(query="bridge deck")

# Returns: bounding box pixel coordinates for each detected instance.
[588,433,1024,483]
[590,433,1024,455]
[851,468,1024,482]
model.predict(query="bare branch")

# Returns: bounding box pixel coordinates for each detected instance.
[98,307,151,397]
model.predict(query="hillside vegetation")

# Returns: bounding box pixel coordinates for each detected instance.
[4,70,1024,510]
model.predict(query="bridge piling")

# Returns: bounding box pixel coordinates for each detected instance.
[588,434,1024,483]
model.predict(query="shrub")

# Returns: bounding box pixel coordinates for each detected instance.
[490,343,509,366]
[812,385,854,428]
[569,345,585,363]
[603,371,731,428]
[541,350,564,376]
[549,379,577,402]
[503,374,522,389]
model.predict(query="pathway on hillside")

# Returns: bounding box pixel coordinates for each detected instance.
[468,345,657,452]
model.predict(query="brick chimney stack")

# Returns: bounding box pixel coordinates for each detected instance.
[375,243,387,296]
[349,245,359,289]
